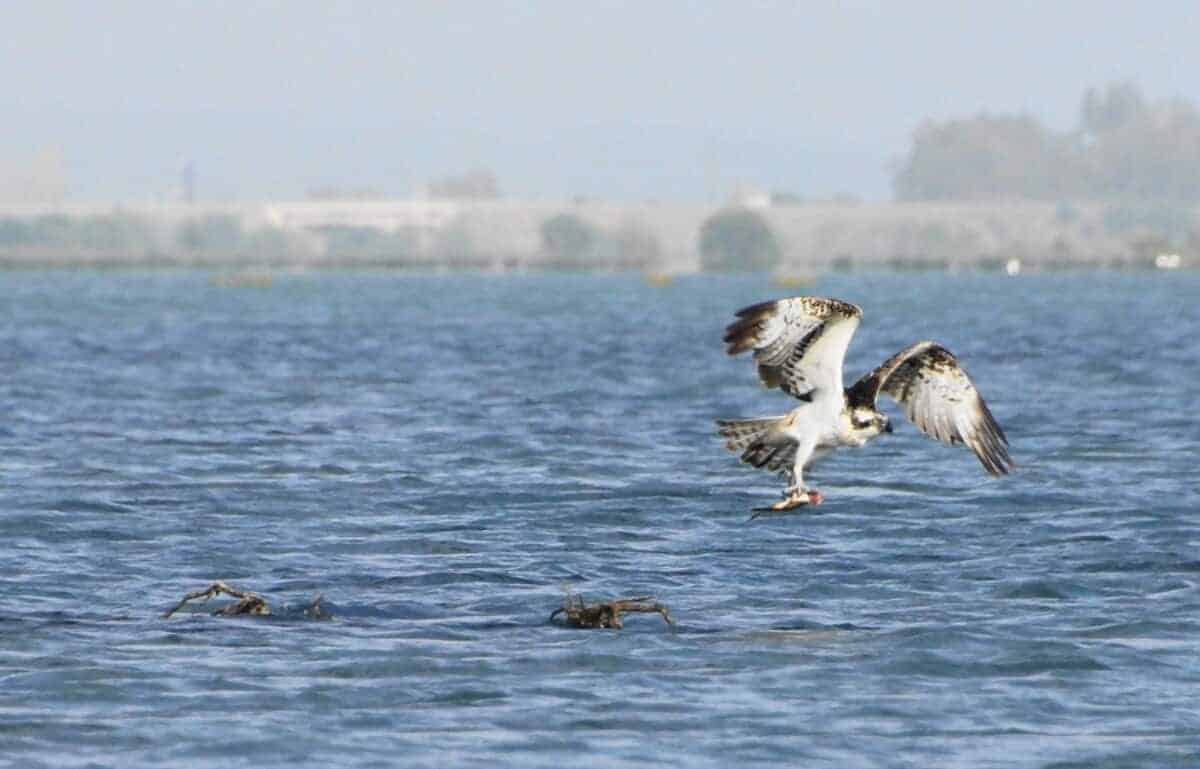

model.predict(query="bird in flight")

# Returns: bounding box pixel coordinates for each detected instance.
[717,296,1013,511]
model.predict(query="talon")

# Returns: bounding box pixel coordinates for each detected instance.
[766,488,823,511]
[770,493,807,511]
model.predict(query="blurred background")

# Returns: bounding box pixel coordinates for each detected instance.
[3,0,1199,274]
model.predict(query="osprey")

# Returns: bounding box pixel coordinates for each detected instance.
[717,296,1013,510]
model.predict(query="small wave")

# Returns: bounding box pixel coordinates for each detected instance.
[50,497,138,515]
[1070,619,1197,640]
[170,385,225,400]
[255,462,354,476]
[373,570,543,588]
[996,579,1089,600]
[885,646,1108,678]
[426,688,508,706]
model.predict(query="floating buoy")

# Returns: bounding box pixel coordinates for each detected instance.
[1154,253,1182,270]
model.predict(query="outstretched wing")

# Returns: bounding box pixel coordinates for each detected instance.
[723,296,863,402]
[847,341,1014,476]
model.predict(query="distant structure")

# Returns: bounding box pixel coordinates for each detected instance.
[260,199,459,234]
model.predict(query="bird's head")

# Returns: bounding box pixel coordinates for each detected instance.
[844,406,892,443]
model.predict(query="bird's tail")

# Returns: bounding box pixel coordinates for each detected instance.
[716,416,796,472]
[716,416,783,451]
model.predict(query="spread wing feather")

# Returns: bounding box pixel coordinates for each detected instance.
[723,296,863,402]
[847,341,1013,476]
[716,416,797,476]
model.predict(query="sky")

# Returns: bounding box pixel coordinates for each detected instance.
[3,1,1199,203]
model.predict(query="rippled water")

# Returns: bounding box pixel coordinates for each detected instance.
[2,269,1198,768]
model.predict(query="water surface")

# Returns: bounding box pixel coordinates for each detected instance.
[2,270,1198,768]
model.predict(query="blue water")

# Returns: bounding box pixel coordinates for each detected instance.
[2,270,1198,768]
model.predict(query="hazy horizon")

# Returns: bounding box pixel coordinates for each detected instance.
[4,1,1199,203]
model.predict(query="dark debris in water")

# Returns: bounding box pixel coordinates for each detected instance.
[163,581,329,620]
[550,593,675,630]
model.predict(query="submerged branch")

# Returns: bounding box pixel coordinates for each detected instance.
[163,581,271,618]
[550,593,675,629]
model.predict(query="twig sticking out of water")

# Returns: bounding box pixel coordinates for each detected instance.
[550,594,675,629]
[304,593,330,620]
[163,582,270,618]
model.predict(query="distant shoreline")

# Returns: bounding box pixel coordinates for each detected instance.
[1,198,1193,272]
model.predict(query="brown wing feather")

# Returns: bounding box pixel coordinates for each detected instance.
[715,416,798,476]
[723,296,862,401]
[848,341,1014,476]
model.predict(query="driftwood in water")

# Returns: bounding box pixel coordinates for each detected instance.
[550,594,674,629]
[163,581,329,619]
[163,582,271,618]
[303,594,329,620]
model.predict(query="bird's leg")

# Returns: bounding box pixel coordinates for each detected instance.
[749,441,825,518]
[772,469,822,510]
[772,489,810,510]
[777,481,804,505]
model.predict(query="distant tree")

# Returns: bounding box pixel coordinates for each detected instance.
[1080,82,1148,136]
[426,168,501,200]
[0,217,33,245]
[894,81,1200,203]
[244,227,293,260]
[611,218,662,269]
[540,212,599,267]
[30,214,72,244]
[75,215,152,250]
[430,219,485,267]
[770,190,805,206]
[317,226,416,264]
[893,114,1083,200]
[1084,89,1200,200]
[699,208,781,272]
[1101,203,1194,244]
[323,226,393,255]
[0,213,154,252]
[176,215,243,252]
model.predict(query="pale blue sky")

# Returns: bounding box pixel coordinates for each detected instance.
[3,1,1197,202]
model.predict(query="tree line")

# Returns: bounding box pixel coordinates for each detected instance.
[893,82,1200,202]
